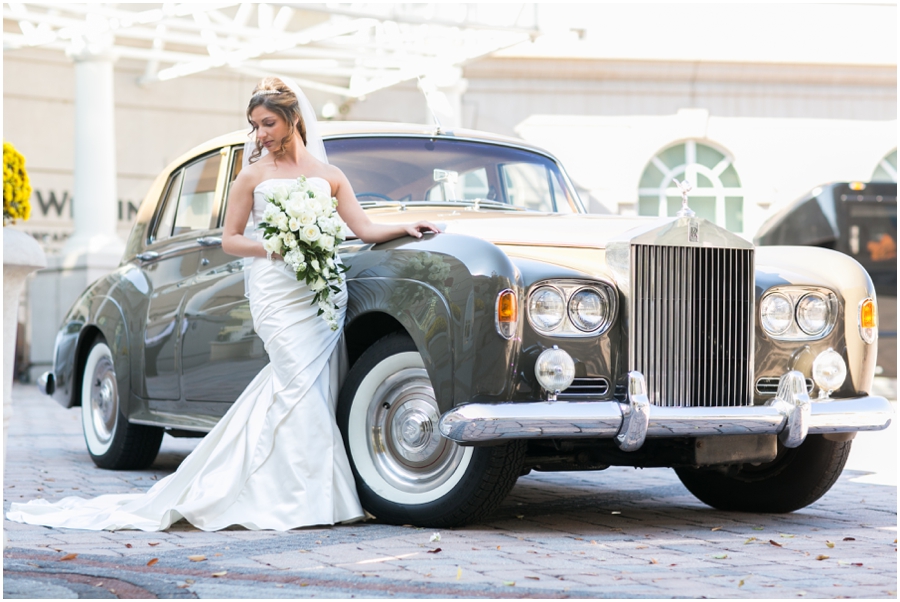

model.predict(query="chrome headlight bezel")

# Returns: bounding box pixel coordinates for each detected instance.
[796,292,833,336]
[760,287,839,341]
[527,279,617,337]
[527,286,566,332]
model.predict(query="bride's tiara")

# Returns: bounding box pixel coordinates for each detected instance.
[253,90,281,97]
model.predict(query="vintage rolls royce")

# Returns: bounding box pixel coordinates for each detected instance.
[38,123,892,527]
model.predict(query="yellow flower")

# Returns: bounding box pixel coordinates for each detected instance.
[3,141,32,224]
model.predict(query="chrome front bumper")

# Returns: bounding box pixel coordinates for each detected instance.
[439,371,894,451]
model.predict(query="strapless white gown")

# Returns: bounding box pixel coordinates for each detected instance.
[6,177,364,531]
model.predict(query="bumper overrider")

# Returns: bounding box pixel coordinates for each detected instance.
[439,371,893,451]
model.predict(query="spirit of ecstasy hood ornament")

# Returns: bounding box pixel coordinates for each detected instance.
[673,178,696,217]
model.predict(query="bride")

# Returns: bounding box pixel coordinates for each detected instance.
[6,77,439,531]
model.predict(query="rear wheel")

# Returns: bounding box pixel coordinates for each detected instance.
[675,435,851,512]
[338,333,525,527]
[81,339,163,469]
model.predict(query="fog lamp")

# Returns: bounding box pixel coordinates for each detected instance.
[812,348,847,397]
[534,345,575,397]
[859,298,877,344]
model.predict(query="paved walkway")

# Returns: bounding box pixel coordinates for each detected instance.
[4,382,897,598]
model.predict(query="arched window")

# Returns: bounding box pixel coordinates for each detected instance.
[871,149,897,182]
[638,140,744,232]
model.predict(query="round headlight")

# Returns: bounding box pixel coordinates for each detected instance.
[796,293,831,336]
[568,288,610,332]
[534,346,575,393]
[760,293,793,335]
[812,348,847,394]
[529,287,565,331]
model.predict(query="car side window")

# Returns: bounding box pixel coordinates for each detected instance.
[151,170,183,243]
[170,152,222,236]
[501,163,554,212]
[217,146,245,226]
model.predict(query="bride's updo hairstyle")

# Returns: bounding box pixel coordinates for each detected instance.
[246,77,308,164]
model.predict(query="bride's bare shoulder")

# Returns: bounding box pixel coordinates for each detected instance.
[232,158,272,191]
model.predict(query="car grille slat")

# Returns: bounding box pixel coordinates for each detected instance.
[630,244,754,407]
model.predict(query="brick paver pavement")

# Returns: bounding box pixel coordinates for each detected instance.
[4,382,896,598]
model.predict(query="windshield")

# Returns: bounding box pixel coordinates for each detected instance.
[323,136,581,213]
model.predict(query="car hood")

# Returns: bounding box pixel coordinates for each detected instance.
[368,209,658,249]
[368,209,661,281]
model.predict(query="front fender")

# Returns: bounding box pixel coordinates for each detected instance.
[342,233,521,412]
[756,246,878,394]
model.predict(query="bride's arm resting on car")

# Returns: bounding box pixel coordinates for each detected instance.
[331,166,440,243]
[222,165,440,259]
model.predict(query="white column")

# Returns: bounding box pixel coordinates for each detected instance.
[62,47,123,257]
[28,45,124,382]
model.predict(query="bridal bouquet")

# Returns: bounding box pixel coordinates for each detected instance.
[257,176,349,330]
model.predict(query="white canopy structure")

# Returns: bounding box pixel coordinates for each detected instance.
[3,2,537,255]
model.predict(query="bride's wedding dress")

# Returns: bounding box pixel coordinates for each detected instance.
[7,177,364,531]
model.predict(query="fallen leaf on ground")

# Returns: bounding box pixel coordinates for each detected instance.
[515,514,525,519]
[456,567,462,580]
[525,576,540,580]
[712,554,728,559]
[752,526,764,531]
[214,553,222,557]
[744,537,757,544]
[738,580,745,587]
[430,532,441,542]
[573,537,583,541]
[496,546,501,550]
[816,555,830,561]
[851,563,863,567]
[187,555,206,562]
[503,581,515,586]
[212,571,227,578]
[184,579,195,585]
[780,534,795,538]
[769,540,783,547]
[711,526,722,531]
[427,548,442,554]
[59,553,77,561]
[148,542,160,546]
[826,541,835,548]
[650,558,659,564]
[636,545,647,549]
[611,511,621,515]
[842,537,855,541]
[147,558,158,566]
[300,583,309,587]
[125,543,132,548]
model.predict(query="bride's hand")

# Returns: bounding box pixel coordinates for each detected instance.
[405,221,441,239]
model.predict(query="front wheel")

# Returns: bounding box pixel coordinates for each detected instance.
[81,338,163,469]
[675,435,852,513]
[337,333,525,527]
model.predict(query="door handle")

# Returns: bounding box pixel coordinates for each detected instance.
[200,258,210,266]
[136,251,159,262]
[197,236,222,247]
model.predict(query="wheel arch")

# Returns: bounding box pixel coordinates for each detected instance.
[70,296,131,412]
[345,280,455,412]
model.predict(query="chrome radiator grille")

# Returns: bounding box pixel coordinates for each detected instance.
[630,245,754,407]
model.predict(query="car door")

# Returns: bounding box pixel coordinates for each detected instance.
[139,149,226,406]
[181,145,269,406]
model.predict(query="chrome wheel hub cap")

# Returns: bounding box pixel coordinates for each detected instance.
[368,366,465,493]
[90,357,117,444]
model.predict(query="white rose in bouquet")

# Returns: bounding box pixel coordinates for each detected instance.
[274,213,289,231]
[310,277,326,292]
[302,224,321,243]
[319,235,335,252]
[284,198,305,219]
[272,184,291,205]
[263,235,283,256]
[299,210,317,226]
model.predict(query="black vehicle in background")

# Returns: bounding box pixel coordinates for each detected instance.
[756,182,897,377]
